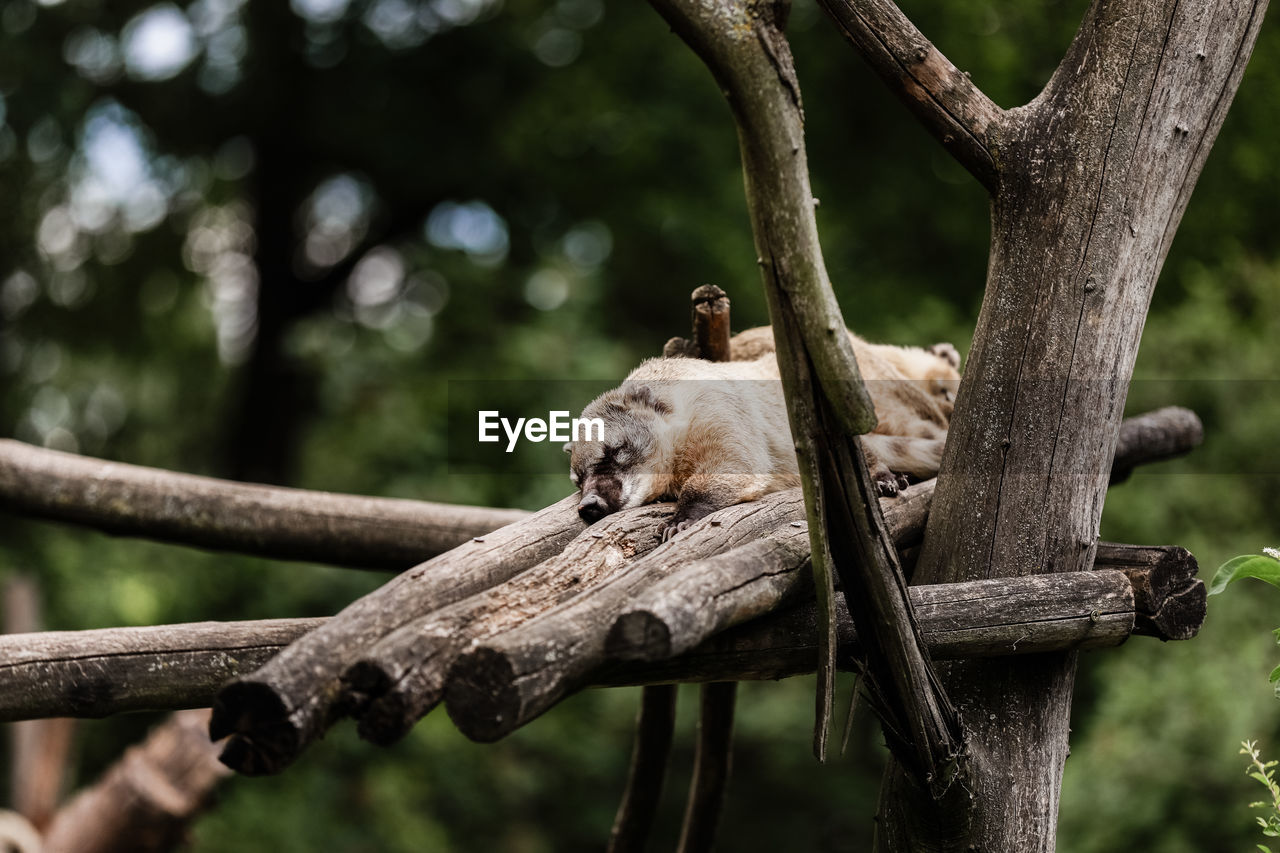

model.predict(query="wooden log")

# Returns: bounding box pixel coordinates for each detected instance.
[0,619,322,721]
[594,572,1137,688]
[676,683,736,853]
[0,567,1174,722]
[353,491,806,745]
[41,709,230,853]
[607,684,678,853]
[0,439,527,570]
[691,284,732,363]
[1109,406,1203,484]
[208,495,585,775]
[1093,542,1202,640]
[343,503,674,746]
[608,537,1200,664]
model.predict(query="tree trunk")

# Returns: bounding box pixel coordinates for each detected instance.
[874,0,1268,845]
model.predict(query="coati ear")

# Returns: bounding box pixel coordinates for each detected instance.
[927,342,961,369]
[622,383,673,415]
[563,442,573,454]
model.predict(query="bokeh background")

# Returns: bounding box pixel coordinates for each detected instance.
[1,0,1277,849]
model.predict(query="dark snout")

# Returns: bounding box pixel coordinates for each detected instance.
[577,493,610,523]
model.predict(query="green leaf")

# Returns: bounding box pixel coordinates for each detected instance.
[1258,845,1272,853]
[1209,555,1280,595]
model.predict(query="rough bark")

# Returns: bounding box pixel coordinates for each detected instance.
[442,553,1159,743]
[845,0,1269,844]
[443,491,809,742]
[0,439,527,570]
[1108,406,1205,484]
[208,495,584,775]
[0,564,1191,722]
[0,618,322,721]
[343,504,673,746]
[646,0,960,775]
[42,709,230,853]
[607,684,678,853]
[818,0,1004,191]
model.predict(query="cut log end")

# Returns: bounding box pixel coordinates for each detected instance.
[444,648,521,744]
[606,611,672,661]
[356,692,415,747]
[209,683,298,776]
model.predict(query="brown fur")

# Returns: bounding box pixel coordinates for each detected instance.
[567,327,962,537]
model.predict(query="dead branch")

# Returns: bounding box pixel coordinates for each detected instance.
[1109,406,1204,484]
[0,439,527,570]
[0,618,322,721]
[364,492,805,746]
[818,0,1005,191]
[41,709,229,853]
[647,0,960,778]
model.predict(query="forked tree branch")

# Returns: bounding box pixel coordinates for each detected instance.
[818,0,1005,191]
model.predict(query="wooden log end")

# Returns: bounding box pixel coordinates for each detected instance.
[443,648,522,744]
[1135,577,1206,641]
[341,660,393,710]
[209,683,299,776]
[606,611,673,662]
[355,692,415,748]
[1098,543,1204,641]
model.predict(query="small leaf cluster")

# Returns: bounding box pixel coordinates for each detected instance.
[1242,740,1280,852]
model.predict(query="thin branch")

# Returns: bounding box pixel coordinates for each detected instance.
[607,685,678,853]
[676,683,737,853]
[818,0,1005,192]
[0,440,528,570]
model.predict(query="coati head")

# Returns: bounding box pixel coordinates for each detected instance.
[566,383,673,523]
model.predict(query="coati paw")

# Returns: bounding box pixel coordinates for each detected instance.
[658,520,693,541]
[873,471,900,497]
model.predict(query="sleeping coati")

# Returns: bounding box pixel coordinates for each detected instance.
[567,326,961,539]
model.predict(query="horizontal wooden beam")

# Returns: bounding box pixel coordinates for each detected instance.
[0,566,1157,724]
[0,439,527,570]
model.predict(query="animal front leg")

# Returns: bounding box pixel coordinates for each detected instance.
[657,474,738,541]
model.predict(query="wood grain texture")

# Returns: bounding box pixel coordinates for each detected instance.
[344,504,673,746]
[881,0,1268,844]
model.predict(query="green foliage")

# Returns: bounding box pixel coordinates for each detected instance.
[1210,552,1280,596]
[1241,740,1280,851]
